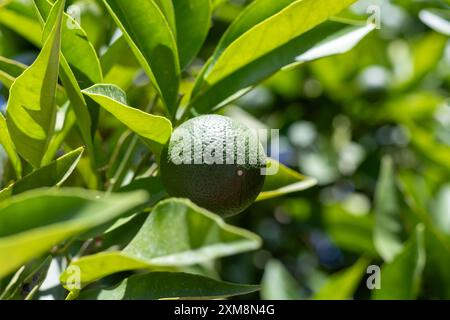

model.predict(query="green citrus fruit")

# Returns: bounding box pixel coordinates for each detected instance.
[160,115,266,217]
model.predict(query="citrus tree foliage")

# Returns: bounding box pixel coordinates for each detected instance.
[0,0,448,300]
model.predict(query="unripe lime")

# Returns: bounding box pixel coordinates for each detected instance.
[160,115,266,217]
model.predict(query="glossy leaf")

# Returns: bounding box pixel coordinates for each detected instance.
[373,224,426,300]
[211,0,294,61]
[191,22,373,113]
[173,0,211,69]
[33,0,98,170]
[78,272,259,300]
[34,0,103,85]
[314,258,369,300]
[0,147,84,201]
[0,56,67,107]
[190,0,361,112]
[154,0,176,33]
[0,2,98,150]
[256,159,317,201]
[102,0,180,114]
[5,0,63,168]
[207,0,356,82]
[0,112,22,178]
[260,260,304,300]
[61,198,261,289]
[82,84,172,153]
[374,156,404,262]
[0,188,149,279]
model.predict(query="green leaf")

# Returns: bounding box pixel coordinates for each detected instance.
[0,188,149,279]
[101,36,139,90]
[323,204,378,257]
[77,272,259,300]
[0,56,67,106]
[256,159,317,201]
[42,104,76,165]
[154,0,176,33]
[0,55,27,88]
[82,84,172,153]
[33,0,99,174]
[208,0,356,81]
[374,156,404,262]
[261,260,304,300]
[5,0,63,168]
[398,172,450,299]
[0,147,84,201]
[0,1,42,47]
[419,9,450,36]
[211,0,295,61]
[433,185,450,234]
[409,123,450,173]
[61,198,261,289]
[0,255,51,300]
[34,0,103,85]
[190,0,361,112]
[314,257,369,300]
[173,0,211,69]
[0,112,22,178]
[373,224,426,300]
[102,0,180,114]
[423,229,450,299]
[399,31,448,89]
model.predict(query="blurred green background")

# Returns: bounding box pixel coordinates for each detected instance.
[1,0,449,300]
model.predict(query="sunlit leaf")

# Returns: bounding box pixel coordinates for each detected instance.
[154,0,176,33]
[256,159,317,201]
[102,0,180,114]
[34,0,103,85]
[82,84,172,153]
[0,1,42,46]
[0,56,66,105]
[0,188,149,279]
[101,36,139,90]
[61,198,261,290]
[0,147,83,201]
[0,112,21,178]
[33,0,99,175]
[5,0,64,168]
[77,272,259,300]
[373,224,426,300]
[313,257,369,300]
[190,0,362,113]
[0,55,26,88]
